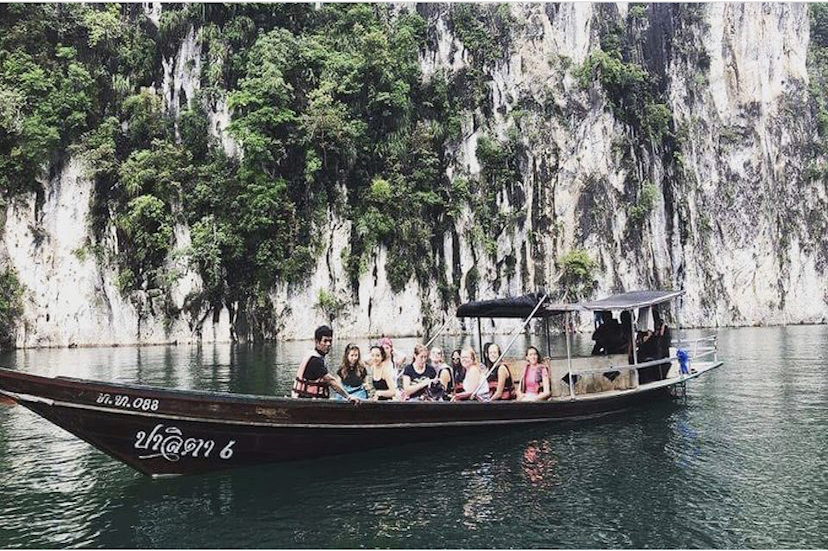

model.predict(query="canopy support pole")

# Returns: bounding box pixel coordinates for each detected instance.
[676,295,683,350]
[545,317,551,358]
[477,318,483,357]
[630,310,638,387]
[472,294,548,399]
[631,309,638,365]
[566,311,575,401]
[675,296,684,379]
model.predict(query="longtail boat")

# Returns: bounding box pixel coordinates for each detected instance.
[0,291,722,477]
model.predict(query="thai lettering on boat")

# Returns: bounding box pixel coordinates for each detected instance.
[134,424,234,462]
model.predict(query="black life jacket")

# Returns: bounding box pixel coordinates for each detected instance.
[452,365,466,394]
[487,364,515,400]
[438,365,454,393]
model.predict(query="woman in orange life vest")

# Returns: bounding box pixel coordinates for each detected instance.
[292,325,359,402]
[482,342,516,400]
[334,343,371,401]
[515,346,552,402]
[367,344,398,400]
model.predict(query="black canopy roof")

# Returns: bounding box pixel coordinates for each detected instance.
[456,290,684,318]
[455,293,578,319]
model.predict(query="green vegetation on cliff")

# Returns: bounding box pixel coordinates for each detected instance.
[0,269,23,348]
[809,4,828,140]
[0,4,506,338]
[1,4,736,341]
[558,249,595,300]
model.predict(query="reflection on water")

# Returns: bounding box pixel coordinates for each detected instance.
[520,439,558,488]
[1,327,827,548]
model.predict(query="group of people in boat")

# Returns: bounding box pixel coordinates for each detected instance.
[293,305,678,402]
[590,305,673,384]
[292,325,554,402]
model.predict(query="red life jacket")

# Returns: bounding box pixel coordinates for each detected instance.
[292,352,330,399]
[519,363,548,395]
[487,364,516,400]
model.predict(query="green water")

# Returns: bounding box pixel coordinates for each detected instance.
[0,326,826,548]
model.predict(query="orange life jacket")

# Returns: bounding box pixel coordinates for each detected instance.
[292,352,330,399]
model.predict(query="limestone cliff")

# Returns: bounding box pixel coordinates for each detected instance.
[2,3,825,347]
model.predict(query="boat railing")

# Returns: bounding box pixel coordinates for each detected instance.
[568,355,677,376]
[673,334,718,346]
[673,334,718,362]
[563,334,718,377]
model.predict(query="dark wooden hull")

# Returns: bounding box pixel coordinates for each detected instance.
[0,367,691,476]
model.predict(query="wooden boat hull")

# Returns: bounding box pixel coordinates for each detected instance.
[0,365,721,476]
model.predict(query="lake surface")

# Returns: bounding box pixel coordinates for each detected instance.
[0,326,826,548]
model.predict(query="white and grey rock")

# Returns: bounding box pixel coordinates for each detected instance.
[1,3,825,348]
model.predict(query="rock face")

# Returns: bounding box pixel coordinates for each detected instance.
[0,158,232,347]
[1,3,826,347]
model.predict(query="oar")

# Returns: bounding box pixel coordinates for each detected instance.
[425,320,450,349]
[470,294,549,400]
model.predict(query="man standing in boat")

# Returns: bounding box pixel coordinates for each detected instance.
[292,325,360,402]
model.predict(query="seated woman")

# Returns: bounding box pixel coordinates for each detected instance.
[516,346,551,401]
[368,344,398,400]
[451,348,490,401]
[334,343,370,401]
[378,336,407,370]
[431,347,454,399]
[483,342,516,400]
[430,347,449,371]
[441,349,465,396]
[401,344,437,401]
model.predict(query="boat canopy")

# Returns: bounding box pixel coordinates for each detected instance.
[456,293,579,319]
[456,290,684,319]
[579,290,684,311]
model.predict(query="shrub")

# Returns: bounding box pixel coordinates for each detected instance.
[116,194,174,290]
[558,250,595,300]
[0,269,24,348]
[628,181,659,224]
[315,288,346,322]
